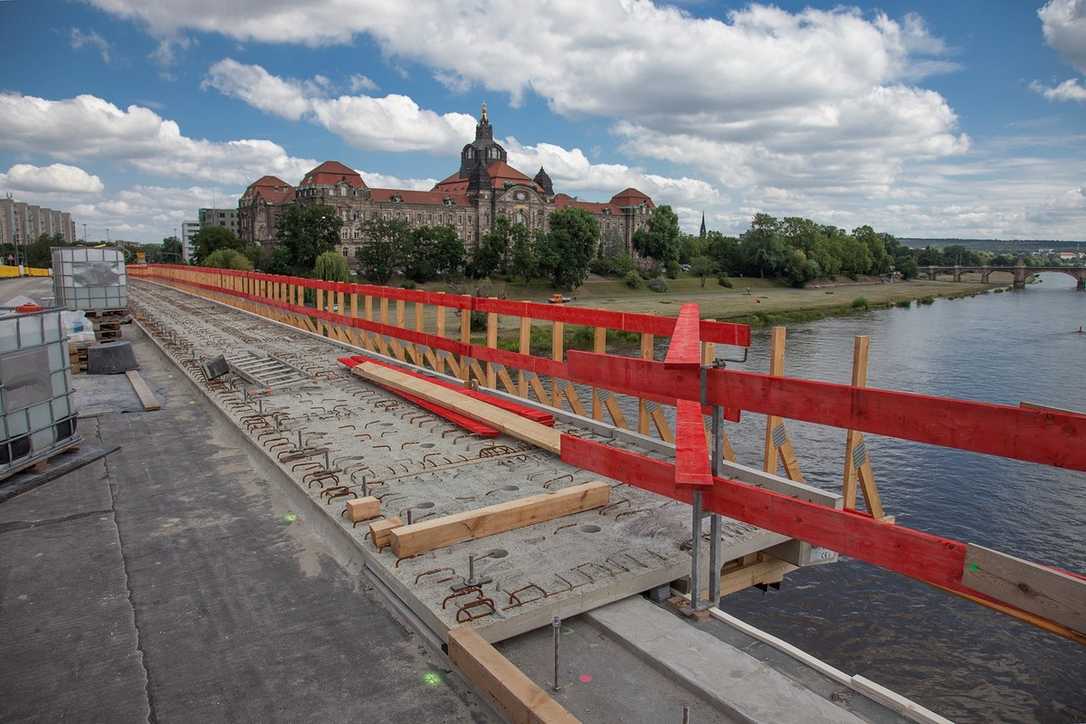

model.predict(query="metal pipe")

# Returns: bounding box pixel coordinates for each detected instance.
[690,490,702,610]
[552,615,561,691]
[709,405,722,605]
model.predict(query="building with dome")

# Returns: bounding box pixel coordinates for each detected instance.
[238,104,655,261]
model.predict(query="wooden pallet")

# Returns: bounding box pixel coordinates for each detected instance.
[0,435,82,482]
[69,342,89,374]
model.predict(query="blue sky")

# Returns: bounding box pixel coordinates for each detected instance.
[0,0,1083,242]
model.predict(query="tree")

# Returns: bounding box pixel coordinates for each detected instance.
[471,217,522,278]
[689,255,716,287]
[314,250,349,281]
[275,203,343,271]
[510,225,537,283]
[193,226,245,263]
[537,208,598,289]
[705,231,741,275]
[632,205,681,265]
[357,217,407,283]
[204,248,253,270]
[161,236,183,262]
[404,225,465,282]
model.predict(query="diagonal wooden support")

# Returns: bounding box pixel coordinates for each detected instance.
[842,335,885,519]
[762,327,804,482]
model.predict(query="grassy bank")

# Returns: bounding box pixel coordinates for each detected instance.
[420,274,997,331]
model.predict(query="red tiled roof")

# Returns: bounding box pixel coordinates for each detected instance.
[553,193,621,216]
[244,175,294,204]
[369,188,470,207]
[610,187,654,208]
[431,162,543,193]
[300,160,367,188]
[432,171,469,193]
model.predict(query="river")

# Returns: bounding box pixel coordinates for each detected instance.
[699,273,1086,722]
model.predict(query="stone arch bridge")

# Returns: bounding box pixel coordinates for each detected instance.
[923,263,1086,289]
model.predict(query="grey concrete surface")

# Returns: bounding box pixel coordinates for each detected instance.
[0,276,54,306]
[0,325,495,723]
[588,597,867,724]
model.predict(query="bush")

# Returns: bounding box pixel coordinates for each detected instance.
[851,296,869,309]
[314,250,349,282]
[204,248,253,270]
[918,296,935,305]
[647,278,670,293]
[624,270,643,289]
[665,260,680,279]
[401,280,417,290]
[717,274,733,288]
[894,299,911,308]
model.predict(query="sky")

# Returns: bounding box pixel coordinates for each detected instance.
[0,0,1084,243]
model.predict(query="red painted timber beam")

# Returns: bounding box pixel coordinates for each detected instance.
[559,434,1086,643]
[663,304,711,487]
[566,352,1086,472]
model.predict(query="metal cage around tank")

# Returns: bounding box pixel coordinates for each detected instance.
[0,306,80,479]
[52,247,128,312]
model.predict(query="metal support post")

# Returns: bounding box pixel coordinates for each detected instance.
[708,404,722,606]
[552,616,561,691]
[690,491,703,609]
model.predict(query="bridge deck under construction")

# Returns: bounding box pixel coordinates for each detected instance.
[129,279,789,643]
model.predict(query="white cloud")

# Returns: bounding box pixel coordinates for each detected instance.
[503,137,720,209]
[349,74,378,92]
[1031,77,1086,102]
[203,58,312,120]
[1039,0,1086,74]
[70,183,240,240]
[0,92,316,185]
[70,28,111,63]
[205,58,477,152]
[0,163,105,194]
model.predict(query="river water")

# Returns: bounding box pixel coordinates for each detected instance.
[697,274,1086,722]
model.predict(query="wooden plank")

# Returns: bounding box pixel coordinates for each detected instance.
[603,395,628,429]
[718,557,797,597]
[459,307,472,383]
[843,335,884,517]
[591,326,605,420]
[638,332,653,434]
[563,383,588,417]
[962,544,1086,634]
[344,496,380,523]
[435,305,446,373]
[352,363,562,453]
[663,305,710,487]
[551,320,564,408]
[389,481,609,557]
[447,626,579,724]
[368,516,402,550]
[125,370,160,411]
[564,352,1086,473]
[486,305,498,389]
[558,433,1086,642]
[518,317,531,396]
[650,406,675,443]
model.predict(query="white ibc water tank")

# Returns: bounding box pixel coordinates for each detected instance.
[0,307,79,478]
[51,247,128,311]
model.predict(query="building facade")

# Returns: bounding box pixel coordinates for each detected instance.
[181,221,200,262]
[198,207,239,235]
[0,196,77,246]
[238,105,655,260]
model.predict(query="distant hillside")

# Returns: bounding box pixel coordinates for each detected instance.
[900,238,1086,253]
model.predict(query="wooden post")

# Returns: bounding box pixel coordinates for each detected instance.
[485,303,498,389]
[435,303,447,374]
[592,326,606,420]
[316,287,324,314]
[638,333,653,434]
[517,316,531,397]
[551,320,564,408]
[459,307,471,383]
[762,327,804,481]
[413,301,424,366]
[394,299,407,361]
[350,292,358,319]
[842,336,885,518]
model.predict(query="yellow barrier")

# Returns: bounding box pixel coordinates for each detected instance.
[0,265,52,278]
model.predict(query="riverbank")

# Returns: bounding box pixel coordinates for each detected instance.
[426,275,997,329]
